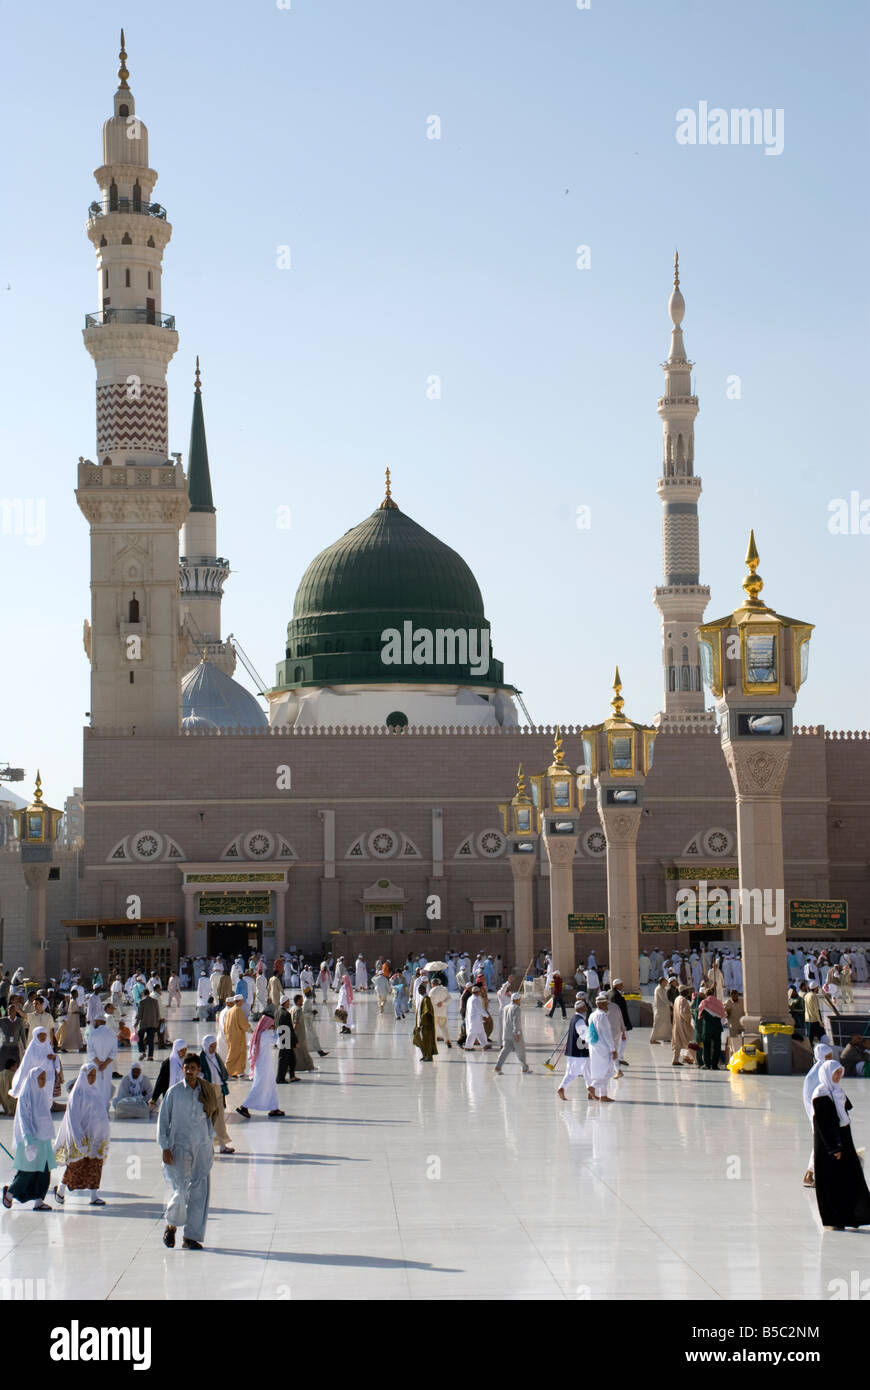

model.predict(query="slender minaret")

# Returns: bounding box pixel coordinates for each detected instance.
[652,253,714,725]
[180,359,235,674]
[76,33,189,729]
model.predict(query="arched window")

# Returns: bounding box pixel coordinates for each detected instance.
[133,181,141,211]
[104,269,109,289]
[118,104,129,117]
[668,668,676,692]
[147,271,153,289]
[109,181,118,210]
[682,646,689,663]
[128,594,140,622]
[386,711,408,730]
[99,236,107,248]
[121,232,132,245]
[125,268,131,287]
[667,646,674,665]
[294,667,303,683]
[681,667,690,691]
[147,236,155,248]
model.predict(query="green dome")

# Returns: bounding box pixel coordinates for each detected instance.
[273,498,510,690]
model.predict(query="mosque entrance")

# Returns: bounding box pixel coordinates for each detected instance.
[208,920,263,960]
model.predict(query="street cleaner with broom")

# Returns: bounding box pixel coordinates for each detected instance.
[556,996,594,1102]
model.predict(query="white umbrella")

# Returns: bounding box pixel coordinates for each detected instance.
[424,961,448,972]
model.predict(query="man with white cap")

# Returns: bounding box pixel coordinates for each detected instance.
[557,996,592,1101]
[586,993,617,1102]
[607,979,632,1076]
[493,993,531,1075]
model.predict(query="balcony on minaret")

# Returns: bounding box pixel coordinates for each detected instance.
[85,306,176,330]
[89,197,167,222]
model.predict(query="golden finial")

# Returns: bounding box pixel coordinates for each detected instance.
[552,727,565,767]
[673,249,680,289]
[194,356,202,394]
[379,465,398,510]
[611,665,625,719]
[33,770,43,804]
[118,29,130,91]
[742,529,764,604]
[516,764,527,798]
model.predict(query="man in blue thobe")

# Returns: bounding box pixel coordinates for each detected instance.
[157,1054,214,1250]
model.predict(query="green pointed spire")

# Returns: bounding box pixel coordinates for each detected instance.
[187,356,215,513]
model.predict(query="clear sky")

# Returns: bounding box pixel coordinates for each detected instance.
[1,0,868,806]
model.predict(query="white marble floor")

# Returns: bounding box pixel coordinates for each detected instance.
[1,991,869,1301]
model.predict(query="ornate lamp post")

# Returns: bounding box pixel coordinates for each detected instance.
[13,772,63,982]
[500,765,538,977]
[581,670,656,993]
[540,729,584,977]
[697,532,813,1032]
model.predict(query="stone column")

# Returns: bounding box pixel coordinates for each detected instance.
[274,882,287,956]
[598,803,643,992]
[723,740,792,1030]
[23,863,50,982]
[509,852,535,975]
[183,886,197,956]
[542,834,577,977]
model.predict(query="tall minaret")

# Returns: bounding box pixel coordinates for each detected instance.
[652,254,714,725]
[179,359,235,675]
[76,33,189,730]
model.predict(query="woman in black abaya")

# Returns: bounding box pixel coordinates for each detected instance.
[812,1059,870,1231]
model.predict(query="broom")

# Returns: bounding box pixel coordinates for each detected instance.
[543,1026,571,1072]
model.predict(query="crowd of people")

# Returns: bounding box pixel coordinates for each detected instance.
[1,940,869,1246]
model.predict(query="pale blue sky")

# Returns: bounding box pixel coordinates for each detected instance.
[1,0,868,805]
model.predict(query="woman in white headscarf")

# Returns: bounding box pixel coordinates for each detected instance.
[812,1058,870,1230]
[10,1026,58,1098]
[113,1061,153,1118]
[801,1041,833,1188]
[53,1062,110,1206]
[2,1066,56,1211]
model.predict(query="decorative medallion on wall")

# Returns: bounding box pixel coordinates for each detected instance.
[702,827,733,856]
[245,829,275,859]
[477,828,506,857]
[583,829,607,856]
[368,828,398,859]
[132,830,163,862]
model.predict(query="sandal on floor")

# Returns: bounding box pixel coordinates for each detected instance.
[33,1202,52,1211]
[89,1196,106,1206]
[53,1187,65,1205]
[2,1187,12,1210]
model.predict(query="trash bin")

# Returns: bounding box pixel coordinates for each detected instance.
[760,1023,794,1076]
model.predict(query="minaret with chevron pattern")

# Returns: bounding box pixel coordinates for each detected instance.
[76,33,189,731]
[652,254,714,725]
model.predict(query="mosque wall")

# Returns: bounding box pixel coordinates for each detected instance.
[44,723,866,969]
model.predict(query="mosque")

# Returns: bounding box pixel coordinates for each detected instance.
[3,36,868,982]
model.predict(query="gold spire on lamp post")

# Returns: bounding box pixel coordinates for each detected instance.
[118,28,130,90]
[379,466,398,511]
[611,666,625,720]
[515,764,528,800]
[33,769,43,804]
[551,726,565,767]
[741,528,764,606]
[194,355,202,394]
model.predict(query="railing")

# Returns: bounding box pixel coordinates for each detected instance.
[85,307,176,330]
[88,199,167,220]
[657,395,699,407]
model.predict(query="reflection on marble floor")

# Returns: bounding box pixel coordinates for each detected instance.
[1,989,867,1301]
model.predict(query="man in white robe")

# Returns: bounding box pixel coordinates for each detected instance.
[86,1016,117,1114]
[300,964,314,994]
[429,980,451,1047]
[196,972,212,1020]
[586,994,617,1101]
[445,957,457,992]
[557,999,591,1100]
[354,955,368,991]
[463,988,490,1050]
[638,952,650,987]
[586,964,600,995]
[85,989,104,1032]
[804,957,820,987]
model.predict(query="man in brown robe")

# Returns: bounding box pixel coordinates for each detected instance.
[672,986,696,1066]
[413,983,438,1062]
[222,996,251,1077]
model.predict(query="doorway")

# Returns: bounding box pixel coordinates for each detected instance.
[208,920,262,960]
